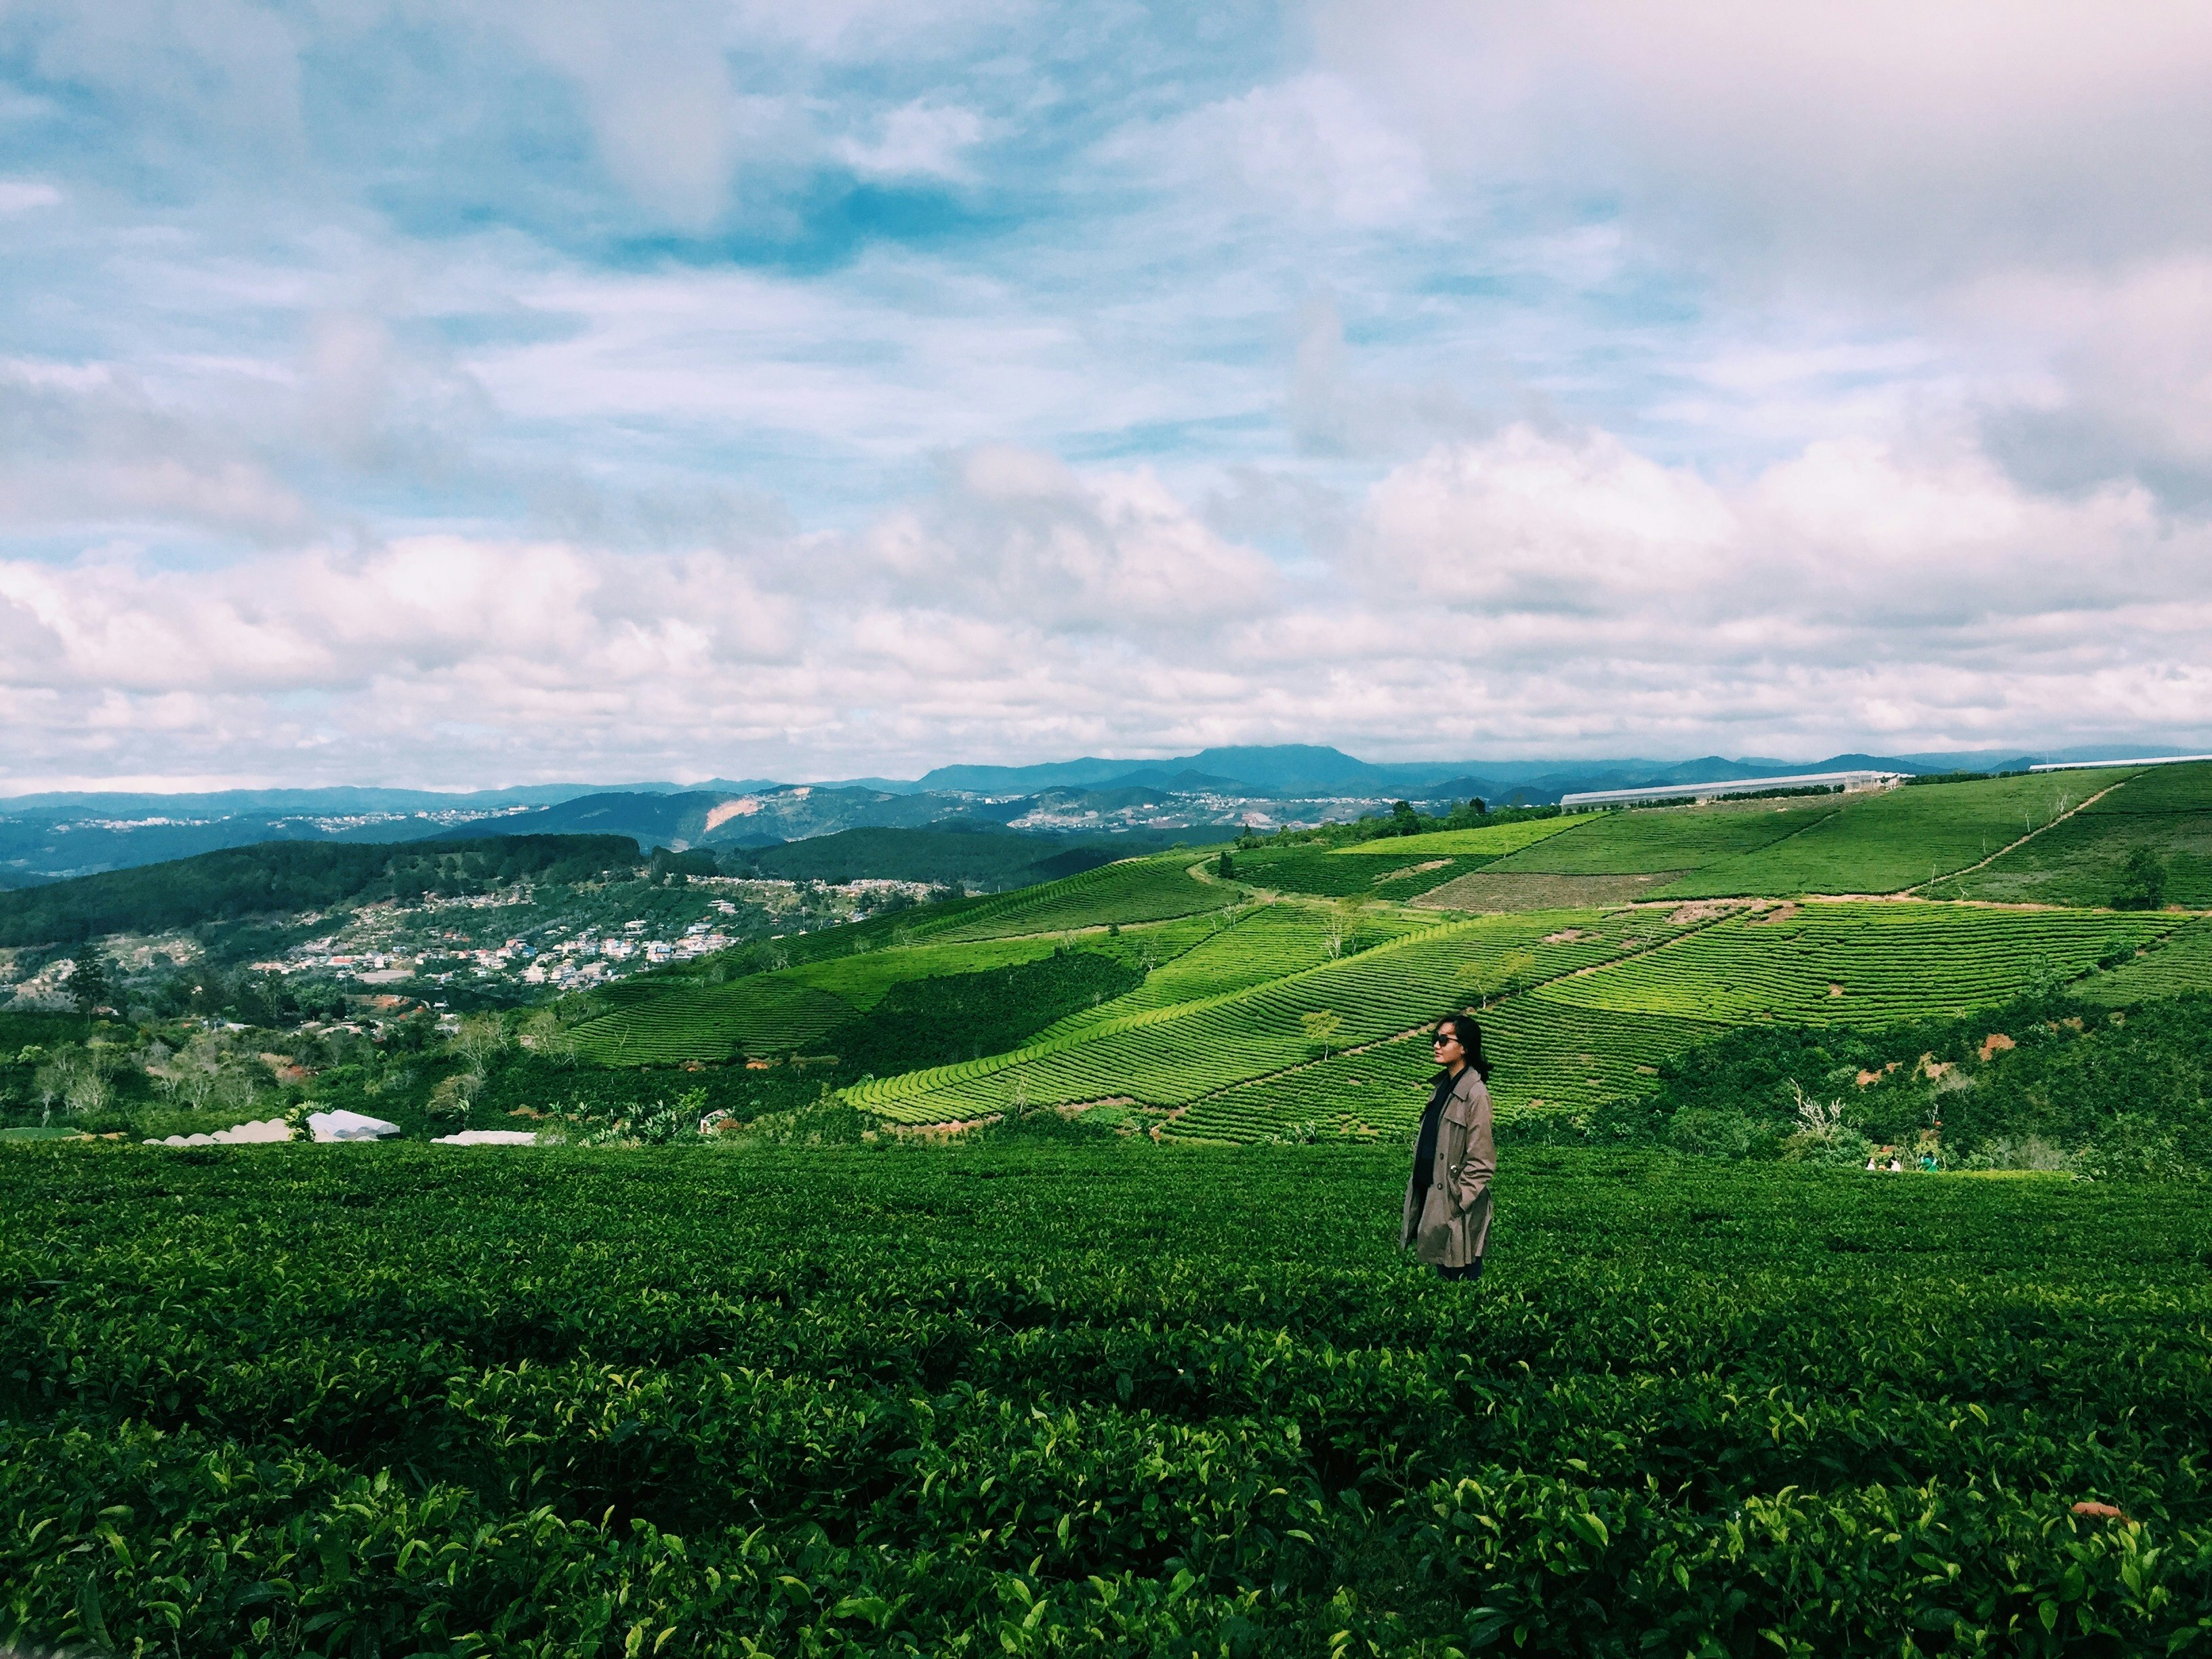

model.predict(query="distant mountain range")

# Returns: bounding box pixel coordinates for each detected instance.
[1,741,2190,885]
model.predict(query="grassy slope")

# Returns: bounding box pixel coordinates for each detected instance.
[1534,901,2177,1025]
[1943,761,2212,907]
[1326,815,1595,856]
[1656,773,2119,897]
[779,934,1067,1009]
[850,908,1698,1122]
[562,779,2212,1141]
[1477,798,1842,875]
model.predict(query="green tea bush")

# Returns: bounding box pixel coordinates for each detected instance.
[3,1145,2210,1654]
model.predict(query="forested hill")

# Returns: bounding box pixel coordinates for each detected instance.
[727,824,1130,888]
[0,834,639,946]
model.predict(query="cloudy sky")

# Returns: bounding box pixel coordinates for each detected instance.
[3,1,2211,790]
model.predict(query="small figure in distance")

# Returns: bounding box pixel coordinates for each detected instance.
[1887,1157,1903,1172]
[1403,1013,1494,1282]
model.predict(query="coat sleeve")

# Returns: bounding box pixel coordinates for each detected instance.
[1450,1077,1496,1211]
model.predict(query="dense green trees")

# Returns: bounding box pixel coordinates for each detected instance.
[1589,990,2212,1177]
[0,834,640,945]
[2112,846,2170,909]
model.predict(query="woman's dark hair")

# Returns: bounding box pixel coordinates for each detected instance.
[1439,1013,1491,1081]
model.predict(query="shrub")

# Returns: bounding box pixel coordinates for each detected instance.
[2112,846,2169,910]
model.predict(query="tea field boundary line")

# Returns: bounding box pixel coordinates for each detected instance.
[1161,898,1748,1116]
[1902,777,2131,898]
[844,909,1505,1112]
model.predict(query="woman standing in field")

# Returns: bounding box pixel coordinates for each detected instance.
[1402,1013,1494,1281]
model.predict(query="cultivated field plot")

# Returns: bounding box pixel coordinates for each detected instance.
[779,933,1065,1008]
[1328,815,1597,857]
[2083,758,2212,813]
[1413,869,1688,912]
[923,854,1236,939]
[1176,997,1719,1142]
[1657,773,2128,898]
[1229,846,1490,899]
[1945,761,2212,908]
[1535,900,2177,1026]
[848,908,1696,1122]
[1478,798,1841,875]
[571,975,853,1064]
[2075,917,2212,1004]
[7,1145,2209,1654]
[1036,900,1440,1039]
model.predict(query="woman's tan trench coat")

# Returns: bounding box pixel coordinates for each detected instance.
[1401,1066,1495,1269]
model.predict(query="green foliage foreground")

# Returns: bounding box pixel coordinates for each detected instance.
[5,1144,2209,1655]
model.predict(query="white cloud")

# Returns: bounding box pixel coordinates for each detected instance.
[0,180,61,212]
[0,363,311,540]
[1319,1,2212,283]
[1,427,2208,787]
[836,101,987,180]
[1131,73,1429,229]
[5,1,2211,786]
[504,0,744,227]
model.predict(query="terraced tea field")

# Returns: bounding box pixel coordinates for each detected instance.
[1534,901,2175,1026]
[1944,760,2212,907]
[1479,797,1841,875]
[2074,916,2212,1004]
[1036,899,1440,1038]
[1228,845,1492,898]
[1659,772,2123,898]
[1176,998,1717,1142]
[925,853,1235,939]
[561,772,2212,1142]
[848,908,1699,1124]
[1328,815,1596,857]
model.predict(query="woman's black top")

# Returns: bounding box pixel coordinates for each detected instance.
[1410,1069,1455,1197]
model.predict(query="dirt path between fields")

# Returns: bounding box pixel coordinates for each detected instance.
[1898,778,2127,897]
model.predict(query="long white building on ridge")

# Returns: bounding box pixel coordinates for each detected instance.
[2029,754,2212,773]
[1559,769,1904,810]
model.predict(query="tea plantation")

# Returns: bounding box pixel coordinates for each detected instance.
[10,767,2212,1652]
[7,1143,2211,1656]
[511,768,2212,1143]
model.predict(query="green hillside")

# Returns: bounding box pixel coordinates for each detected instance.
[1326,815,1595,857]
[1940,760,2212,906]
[731,823,1134,888]
[517,772,2212,1145]
[0,833,639,945]
[1479,797,1842,875]
[1658,772,2114,897]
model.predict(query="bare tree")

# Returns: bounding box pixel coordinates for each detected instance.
[453,1013,508,1075]
[520,1008,575,1064]
[1789,1079,1846,1136]
[64,1066,109,1116]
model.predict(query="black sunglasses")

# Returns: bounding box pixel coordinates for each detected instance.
[1431,1032,1461,1046]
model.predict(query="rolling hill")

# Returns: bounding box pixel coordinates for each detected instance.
[569,765,2212,1141]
